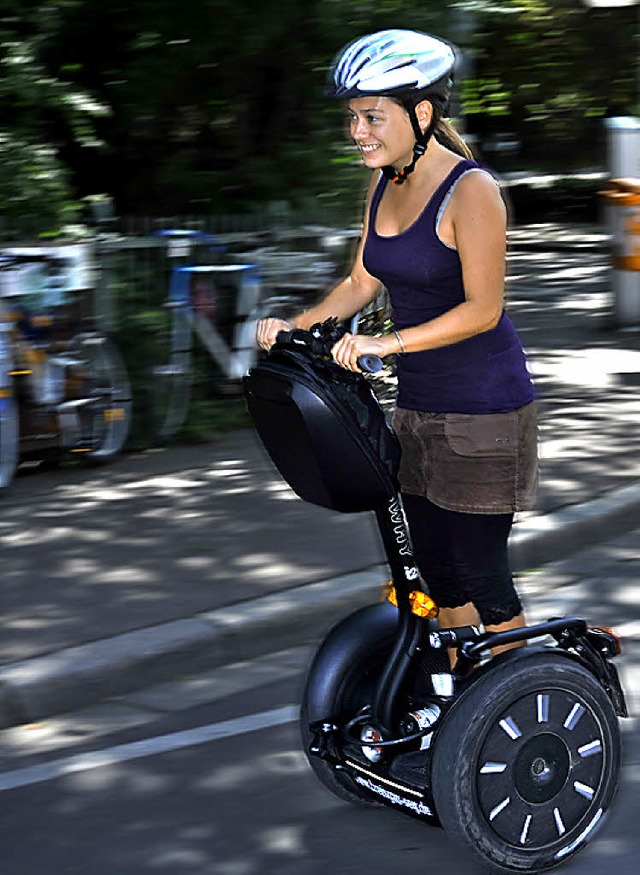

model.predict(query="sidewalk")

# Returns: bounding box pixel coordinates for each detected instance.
[0,222,639,729]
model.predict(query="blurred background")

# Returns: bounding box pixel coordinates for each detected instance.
[0,0,638,470]
[1,0,638,229]
[1,7,640,870]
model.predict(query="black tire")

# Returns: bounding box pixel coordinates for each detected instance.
[300,634,395,809]
[72,333,132,463]
[431,652,621,874]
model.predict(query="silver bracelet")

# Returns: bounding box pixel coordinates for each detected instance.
[393,329,406,355]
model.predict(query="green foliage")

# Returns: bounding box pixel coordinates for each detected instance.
[459,78,511,117]
[0,130,78,236]
[174,397,250,443]
[0,0,637,233]
[0,1,108,237]
[506,174,604,224]
[30,0,454,220]
[458,0,638,166]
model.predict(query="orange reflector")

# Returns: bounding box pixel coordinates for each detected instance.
[385,581,398,607]
[614,255,640,272]
[104,407,125,422]
[409,590,439,618]
[385,583,439,618]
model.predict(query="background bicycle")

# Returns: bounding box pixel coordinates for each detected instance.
[0,245,132,491]
[148,227,359,443]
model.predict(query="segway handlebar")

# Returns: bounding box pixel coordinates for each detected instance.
[273,318,383,374]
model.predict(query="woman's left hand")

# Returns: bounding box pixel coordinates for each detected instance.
[331,333,390,372]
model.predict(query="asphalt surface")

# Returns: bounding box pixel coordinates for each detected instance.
[0,221,639,729]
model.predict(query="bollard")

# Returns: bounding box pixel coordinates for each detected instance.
[600,178,640,326]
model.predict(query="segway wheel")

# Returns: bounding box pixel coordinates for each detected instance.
[300,638,394,809]
[431,652,621,874]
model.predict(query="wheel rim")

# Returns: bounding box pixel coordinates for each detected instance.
[476,687,608,850]
[77,336,131,457]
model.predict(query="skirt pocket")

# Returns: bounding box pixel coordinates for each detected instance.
[444,411,518,458]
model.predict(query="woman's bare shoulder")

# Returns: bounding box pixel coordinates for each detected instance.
[451,167,506,225]
[455,166,503,202]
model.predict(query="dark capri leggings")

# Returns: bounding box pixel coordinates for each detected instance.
[402,492,523,627]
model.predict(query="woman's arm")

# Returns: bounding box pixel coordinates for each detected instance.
[256,175,383,350]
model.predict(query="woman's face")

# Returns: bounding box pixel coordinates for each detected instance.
[346,96,416,170]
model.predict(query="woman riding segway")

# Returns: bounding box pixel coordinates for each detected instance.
[257,29,537,656]
[250,30,625,873]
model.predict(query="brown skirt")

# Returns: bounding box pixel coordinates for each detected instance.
[392,402,538,514]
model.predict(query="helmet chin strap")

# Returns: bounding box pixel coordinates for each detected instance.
[382,105,436,185]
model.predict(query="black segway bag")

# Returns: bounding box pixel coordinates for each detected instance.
[244,348,400,513]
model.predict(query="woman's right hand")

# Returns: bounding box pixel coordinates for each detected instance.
[256,317,293,351]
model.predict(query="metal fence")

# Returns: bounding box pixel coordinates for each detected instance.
[0,215,381,457]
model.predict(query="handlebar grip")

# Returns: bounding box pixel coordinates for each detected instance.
[357,354,383,374]
[273,329,382,374]
[275,328,293,344]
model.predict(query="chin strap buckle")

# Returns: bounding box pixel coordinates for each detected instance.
[383,141,429,185]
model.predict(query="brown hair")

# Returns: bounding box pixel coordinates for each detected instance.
[434,118,474,160]
[390,92,474,160]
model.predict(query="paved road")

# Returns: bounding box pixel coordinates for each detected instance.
[0,525,638,873]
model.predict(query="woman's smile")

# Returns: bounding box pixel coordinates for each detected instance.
[347,96,415,169]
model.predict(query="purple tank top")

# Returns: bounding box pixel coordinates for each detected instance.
[363,159,535,414]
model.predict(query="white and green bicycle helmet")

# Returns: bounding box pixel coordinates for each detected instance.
[327,29,457,183]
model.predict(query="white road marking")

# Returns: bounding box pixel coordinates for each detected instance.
[0,705,299,793]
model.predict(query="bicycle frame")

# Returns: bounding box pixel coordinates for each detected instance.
[154,263,266,442]
[166,264,262,380]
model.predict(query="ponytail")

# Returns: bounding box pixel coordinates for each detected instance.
[434,118,474,160]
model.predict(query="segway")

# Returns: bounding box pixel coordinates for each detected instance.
[243,318,627,874]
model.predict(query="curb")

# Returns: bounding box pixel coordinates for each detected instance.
[0,569,381,729]
[1,481,639,730]
[509,480,640,571]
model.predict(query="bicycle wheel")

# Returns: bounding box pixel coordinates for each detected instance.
[151,306,192,444]
[70,332,132,463]
[0,390,19,489]
[431,651,621,874]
